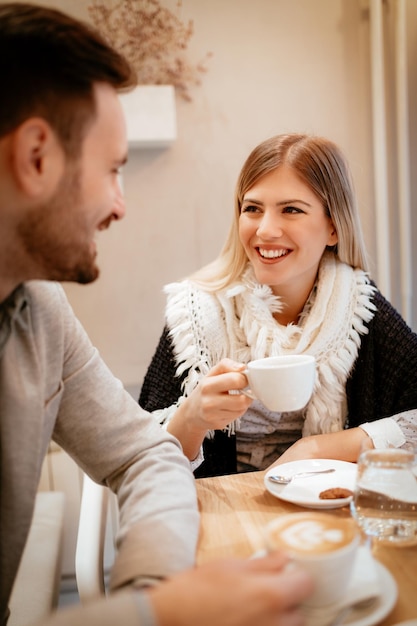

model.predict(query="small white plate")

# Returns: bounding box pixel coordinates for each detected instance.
[264,459,357,509]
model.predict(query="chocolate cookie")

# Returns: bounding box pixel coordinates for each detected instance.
[318,487,353,500]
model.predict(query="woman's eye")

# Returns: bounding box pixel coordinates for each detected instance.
[241,205,260,214]
[283,205,303,214]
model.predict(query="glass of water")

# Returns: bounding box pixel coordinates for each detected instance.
[350,447,417,546]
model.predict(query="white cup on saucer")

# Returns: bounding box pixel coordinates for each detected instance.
[264,512,360,608]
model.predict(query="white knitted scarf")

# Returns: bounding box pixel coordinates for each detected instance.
[164,253,377,435]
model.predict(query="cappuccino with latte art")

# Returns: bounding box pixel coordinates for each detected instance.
[265,512,360,607]
[266,512,357,555]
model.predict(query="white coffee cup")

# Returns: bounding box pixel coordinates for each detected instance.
[243,355,315,412]
[264,512,360,607]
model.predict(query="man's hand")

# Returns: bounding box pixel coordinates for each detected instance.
[149,552,314,626]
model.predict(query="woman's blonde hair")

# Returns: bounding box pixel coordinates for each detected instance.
[190,133,369,291]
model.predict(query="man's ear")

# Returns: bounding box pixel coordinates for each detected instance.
[11,118,64,197]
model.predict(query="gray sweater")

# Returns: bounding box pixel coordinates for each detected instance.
[0,281,199,626]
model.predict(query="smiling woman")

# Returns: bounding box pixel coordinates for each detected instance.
[138,133,417,479]
[238,164,338,325]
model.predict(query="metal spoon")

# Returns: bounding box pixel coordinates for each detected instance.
[328,595,378,626]
[304,594,378,626]
[268,468,336,485]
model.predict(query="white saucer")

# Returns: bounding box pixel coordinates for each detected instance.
[251,549,397,626]
[337,561,397,626]
[264,459,357,509]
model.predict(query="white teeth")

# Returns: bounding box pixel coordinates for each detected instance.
[259,248,288,259]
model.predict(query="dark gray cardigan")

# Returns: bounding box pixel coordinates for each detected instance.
[139,289,417,477]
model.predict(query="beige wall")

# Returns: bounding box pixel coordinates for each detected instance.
[9,0,416,388]
[67,0,376,390]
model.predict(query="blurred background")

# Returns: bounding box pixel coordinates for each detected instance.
[7,0,417,393]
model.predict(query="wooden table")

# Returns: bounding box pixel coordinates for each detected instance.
[195,470,417,625]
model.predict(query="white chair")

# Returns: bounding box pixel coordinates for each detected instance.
[75,474,118,603]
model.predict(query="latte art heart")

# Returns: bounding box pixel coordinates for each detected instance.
[266,512,357,555]
[281,521,345,552]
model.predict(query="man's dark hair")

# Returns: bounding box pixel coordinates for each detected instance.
[0,3,137,157]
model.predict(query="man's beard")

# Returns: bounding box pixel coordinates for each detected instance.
[18,165,100,284]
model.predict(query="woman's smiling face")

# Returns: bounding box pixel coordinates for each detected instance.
[239,164,338,300]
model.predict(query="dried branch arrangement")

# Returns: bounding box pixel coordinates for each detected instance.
[88,0,211,101]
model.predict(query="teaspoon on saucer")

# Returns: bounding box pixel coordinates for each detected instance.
[328,595,378,626]
[268,468,336,485]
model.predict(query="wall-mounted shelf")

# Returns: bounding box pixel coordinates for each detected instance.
[119,85,177,148]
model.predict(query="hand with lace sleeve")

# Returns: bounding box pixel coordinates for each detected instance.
[140,326,252,462]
